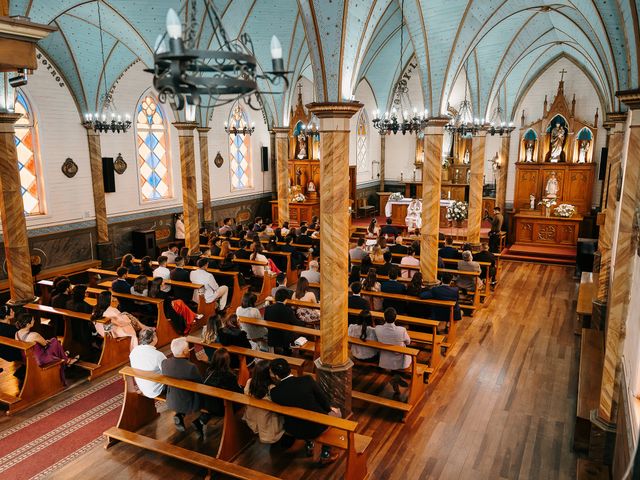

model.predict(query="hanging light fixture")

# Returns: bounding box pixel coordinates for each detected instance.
[445,60,480,137]
[224,105,256,135]
[486,92,515,136]
[82,0,131,133]
[372,0,428,135]
[149,1,290,112]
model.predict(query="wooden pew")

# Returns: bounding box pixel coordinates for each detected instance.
[23,303,130,381]
[574,328,604,453]
[238,316,322,359]
[0,336,65,414]
[263,251,297,285]
[185,336,306,385]
[203,256,277,304]
[576,272,596,329]
[108,367,371,480]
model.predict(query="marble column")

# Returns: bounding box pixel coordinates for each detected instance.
[467,131,486,245]
[197,127,213,226]
[596,115,625,302]
[307,102,362,416]
[495,135,511,211]
[379,134,386,191]
[420,118,448,283]
[85,126,114,266]
[274,127,289,225]
[0,113,36,305]
[173,122,200,254]
[598,91,640,423]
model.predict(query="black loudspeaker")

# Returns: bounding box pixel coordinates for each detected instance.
[132,230,157,259]
[598,147,608,180]
[261,146,269,172]
[102,157,116,192]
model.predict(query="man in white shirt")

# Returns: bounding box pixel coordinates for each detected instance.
[190,257,229,309]
[129,329,166,398]
[400,246,420,278]
[300,260,320,284]
[161,244,179,264]
[152,256,172,293]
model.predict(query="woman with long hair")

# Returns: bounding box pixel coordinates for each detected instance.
[406,271,424,297]
[377,236,388,252]
[361,268,383,311]
[366,218,379,238]
[292,277,319,325]
[66,284,98,351]
[347,310,378,362]
[91,291,141,350]
[243,360,285,444]
[348,265,362,286]
[131,275,148,296]
[370,245,385,264]
[148,277,201,334]
[120,254,140,274]
[139,256,154,277]
[202,313,221,345]
[250,243,268,278]
[219,240,231,259]
[236,292,267,349]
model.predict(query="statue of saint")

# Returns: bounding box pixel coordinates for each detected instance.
[307,181,316,192]
[295,167,302,186]
[525,141,535,162]
[297,131,308,159]
[529,194,536,209]
[545,172,559,199]
[405,198,422,231]
[577,140,590,163]
[463,149,470,165]
[547,123,566,162]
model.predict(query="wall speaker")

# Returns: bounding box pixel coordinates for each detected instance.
[132,230,157,259]
[102,157,116,193]
[261,146,269,172]
[598,147,608,180]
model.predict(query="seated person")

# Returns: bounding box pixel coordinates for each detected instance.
[376,251,394,277]
[388,236,408,255]
[400,247,420,279]
[190,258,229,311]
[438,236,461,260]
[348,282,371,311]
[374,308,411,394]
[270,272,292,299]
[380,217,400,237]
[280,235,304,270]
[380,267,407,312]
[218,217,233,235]
[152,256,172,294]
[264,288,302,354]
[292,277,319,325]
[148,278,201,335]
[419,273,462,327]
[169,256,195,304]
[297,226,313,245]
[161,243,179,264]
[370,245,385,264]
[0,306,20,370]
[349,238,368,263]
[234,240,253,278]
[243,360,285,444]
[300,260,321,284]
[269,359,339,463]
[120,253,141,275]
[111,267,132,294]
[473,242,497,284]
[161,337,203,432]
[129,329,166,398]
[217,314,251,350]
[236,292,268,349]
[457,250,484,292]
[348,310,378,363]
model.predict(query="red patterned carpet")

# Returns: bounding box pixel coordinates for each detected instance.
[0,374,123,480]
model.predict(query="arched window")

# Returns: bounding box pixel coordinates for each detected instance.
[14,90,43,215]
[356,109,368,171]
[136,94,172,201]
[228,104,252,190]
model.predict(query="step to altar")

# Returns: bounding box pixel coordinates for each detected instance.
[501,243,576,265]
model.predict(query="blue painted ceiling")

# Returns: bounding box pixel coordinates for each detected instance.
[10,0,640,126]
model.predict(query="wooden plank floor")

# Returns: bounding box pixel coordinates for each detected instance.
[1,261,579,479]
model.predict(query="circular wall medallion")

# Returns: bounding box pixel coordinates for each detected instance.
[214,151,224,168]
[61,157,78,178]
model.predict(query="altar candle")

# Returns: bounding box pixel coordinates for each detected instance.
[448,191,451,199]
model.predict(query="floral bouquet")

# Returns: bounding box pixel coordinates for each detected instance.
[389,192,404,201]
[538,197,557,209]
[292,193,306,202]
[446,200,468,222]
[554,203,576,218]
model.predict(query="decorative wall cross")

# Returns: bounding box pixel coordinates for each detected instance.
[559,68,567,81]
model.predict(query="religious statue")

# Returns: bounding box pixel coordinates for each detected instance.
[463,149,470,165]
[529,194,536,210]
[524,141,535,162]
[307,180,317,198]
[405,198,422,231]
[546,122,566,162]
[297,131,308,159]
[577,140,590,163]
[295,167,302,186]
[545,171,559,199]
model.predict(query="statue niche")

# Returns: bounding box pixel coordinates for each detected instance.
[545,115,568,163]
[575,127,593,164]
[521,128,538,163]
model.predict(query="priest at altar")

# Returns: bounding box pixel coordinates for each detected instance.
[385,197,456,229]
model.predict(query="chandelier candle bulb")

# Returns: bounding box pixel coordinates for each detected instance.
[166,9,182,39]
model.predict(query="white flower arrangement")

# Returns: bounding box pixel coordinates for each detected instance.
[554,203,576,218]
[389,192,404,201]
[538,197,557,208]
[292,193,306,202]
[446,200,468,222]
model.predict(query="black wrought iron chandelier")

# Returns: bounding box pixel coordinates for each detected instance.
[224,106,255,135]
[445,60,480,136]
[486,95,515,135]
[82,0,131,134]
[149,1,290,112]
[372,0,428,135]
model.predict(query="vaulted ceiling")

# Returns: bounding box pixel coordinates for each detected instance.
[10,0,640,127]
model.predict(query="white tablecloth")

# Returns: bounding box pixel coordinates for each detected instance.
[384,199,455,218]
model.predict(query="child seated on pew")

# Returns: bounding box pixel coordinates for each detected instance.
[91,291,143,351]
[14,313,79,385]
[243,360,285,444]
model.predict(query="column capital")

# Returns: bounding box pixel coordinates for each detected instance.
[83,124,100,137]
[616,89,640,110]
[602,111,627,130]
[426,116,450,128]
[0,112,21,133]
[196,127,211,134]
[306,101,362,119]
[172,121,198,134]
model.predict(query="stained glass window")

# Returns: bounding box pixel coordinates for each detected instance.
[136,94,171,201]
[356,109,368,171]
[228,105,252,190]
[14,90,42,215]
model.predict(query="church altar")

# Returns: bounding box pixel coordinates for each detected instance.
[271,200,319,224]
[514,211,583,247]
[385,199,454,226]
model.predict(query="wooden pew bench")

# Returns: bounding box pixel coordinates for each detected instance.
[203,256,277,304]
[108,367,371,480]
[0,336,65,414]
[23,303,129,381]
[574,328,604,453]
[576,272,596,329]
[185,336,306,385]
[238,316,322,359]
